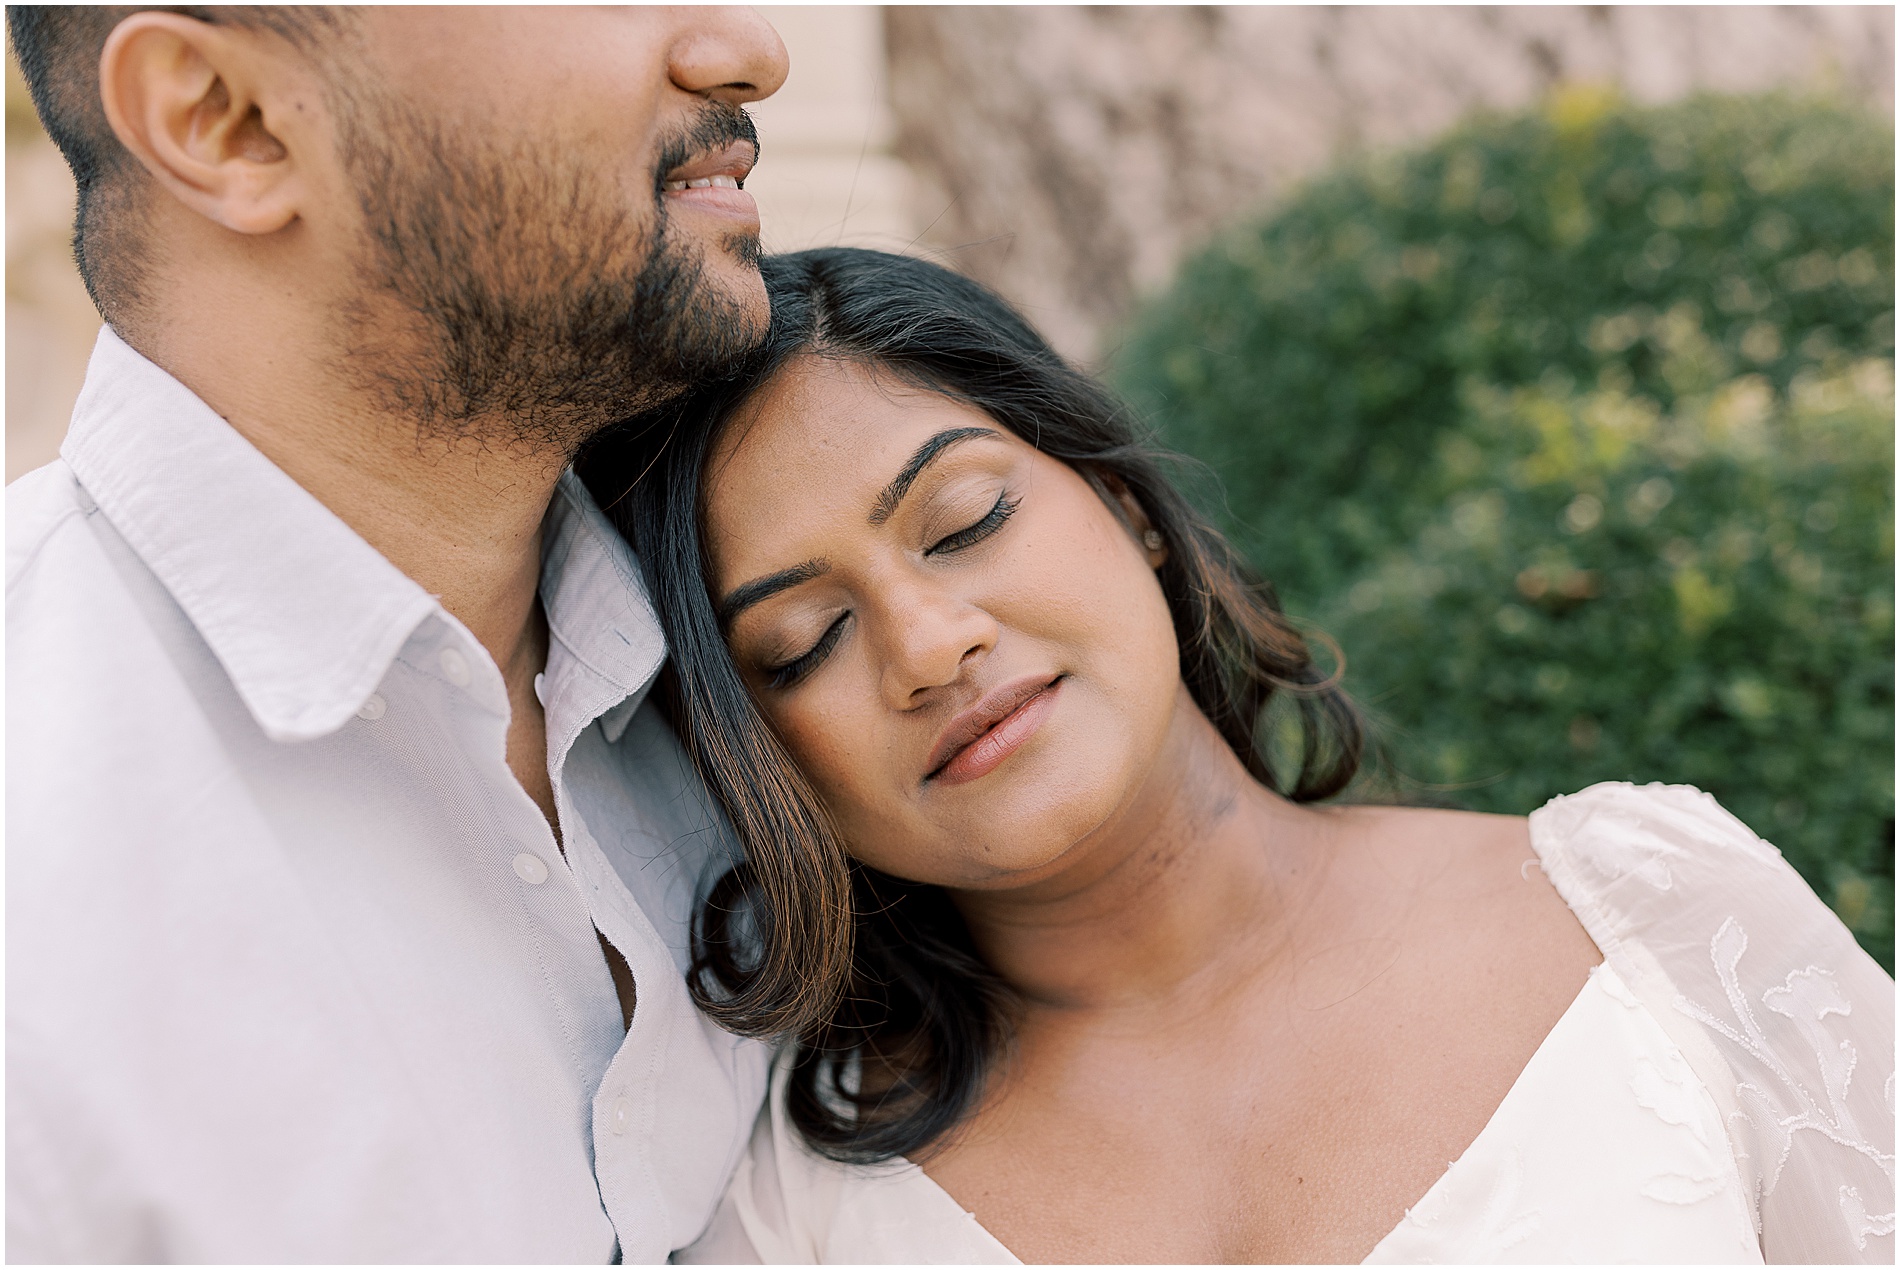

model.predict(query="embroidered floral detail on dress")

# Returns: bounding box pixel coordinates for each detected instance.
[1675,917,1895,1240]
[1731,1081,1795,1204]
[1630,1037,1729,1204]
[1529,784,1891,1262]
[1447,1149,1542,1258]
[1641,1170,1732,1206]
[1596,964,1644,1010]
[1633,1056,1707,1133]
[1840,1185,1897,1251]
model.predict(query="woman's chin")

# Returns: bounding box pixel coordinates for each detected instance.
[887,760,1146,890]
[839,684,1174,890]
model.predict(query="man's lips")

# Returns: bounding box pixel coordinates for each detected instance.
[924,675,1065,787]
[661,140,758,220]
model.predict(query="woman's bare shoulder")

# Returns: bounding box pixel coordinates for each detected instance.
[1321,802,1538,892]
[1306,800,1602,998]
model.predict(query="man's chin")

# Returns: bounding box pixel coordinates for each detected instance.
[703,237,772,341]
[720,227,764,272]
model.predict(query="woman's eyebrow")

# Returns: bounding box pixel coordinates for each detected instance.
[868,427,999,526]
[720,558,830,626]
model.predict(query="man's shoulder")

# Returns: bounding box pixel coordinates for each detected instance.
[7,457,217,785]
[6,459,163,683]
[6,458,91,593]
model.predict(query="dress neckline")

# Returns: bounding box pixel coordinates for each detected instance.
[901,963,1619,1264]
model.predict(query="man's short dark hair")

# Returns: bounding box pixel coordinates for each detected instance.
[6,6,346,322]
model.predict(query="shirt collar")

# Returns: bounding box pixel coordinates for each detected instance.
[63,328,439,742]
[62,327,666,746]
[538,472,667,757]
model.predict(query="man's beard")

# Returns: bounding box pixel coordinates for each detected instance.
[334,94,766,454]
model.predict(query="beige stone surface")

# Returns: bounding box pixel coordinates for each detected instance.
[745,6,915,256]
[7,53,102,483]
[887,5,1897,361]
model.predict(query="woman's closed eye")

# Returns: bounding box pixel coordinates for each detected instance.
[765,612,850,690]
[927,490,1020,557]
[758,492,1022,691]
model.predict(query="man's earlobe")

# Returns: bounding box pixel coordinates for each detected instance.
[98,12,304,236]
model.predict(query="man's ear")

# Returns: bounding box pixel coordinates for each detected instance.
[97,12,306,235]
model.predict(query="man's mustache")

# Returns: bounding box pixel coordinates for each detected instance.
[653,102,761,194]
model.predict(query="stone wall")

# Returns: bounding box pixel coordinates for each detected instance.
[886,5,1896,361]
[7,55,102,482]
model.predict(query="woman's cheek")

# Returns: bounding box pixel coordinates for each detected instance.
[776,697,903,839]
[777,700,855,790]
[1005,500,1165,661]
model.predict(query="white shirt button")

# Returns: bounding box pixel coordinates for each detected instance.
[512,852,549,885]
[438,647,471,687]
[612,1095,633,1135]
[533,672,547,706]
[355,693,386,721]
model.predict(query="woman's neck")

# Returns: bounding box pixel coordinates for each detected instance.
[951,684,1330,1012]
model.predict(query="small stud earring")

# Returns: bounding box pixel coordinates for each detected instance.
[1142,530,1164,551]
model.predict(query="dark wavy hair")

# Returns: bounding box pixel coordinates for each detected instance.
[579,247,1363,1164]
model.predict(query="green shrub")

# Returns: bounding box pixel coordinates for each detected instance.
[1329,366,1893,961]
[1114,89,1895,966]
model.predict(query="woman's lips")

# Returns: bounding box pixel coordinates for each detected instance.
[925,676,1065,787]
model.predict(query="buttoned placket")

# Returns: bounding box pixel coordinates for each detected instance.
[310,468,710,1255]
[225,538,684,1256]
[392,611,633,1091]
[533,476,710,1253]
[542,655,674,1246]
[562,771,672,1226]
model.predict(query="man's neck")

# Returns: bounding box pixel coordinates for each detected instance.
[227,364,575,833]
[150,329,569,668]
[280,430,564,665]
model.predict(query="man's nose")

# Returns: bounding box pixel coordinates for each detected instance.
[878,590,999,711]
[667,7,790,105]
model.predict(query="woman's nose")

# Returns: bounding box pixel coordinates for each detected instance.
[877,589,999,710]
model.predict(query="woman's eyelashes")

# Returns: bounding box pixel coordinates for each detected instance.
[760,489,1022,691]
[925,490,1020,557]
[766,612,849,690]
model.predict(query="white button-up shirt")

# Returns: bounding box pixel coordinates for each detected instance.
[7,328,769,1262]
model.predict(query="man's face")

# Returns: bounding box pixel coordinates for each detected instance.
[316,7,788,448]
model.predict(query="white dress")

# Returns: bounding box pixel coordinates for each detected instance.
[677,784,1895,1264]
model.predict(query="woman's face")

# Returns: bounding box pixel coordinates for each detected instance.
[702,355,1185,889]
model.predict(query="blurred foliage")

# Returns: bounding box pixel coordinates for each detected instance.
[1330,367,1893,963]
[1115,89,1895,967]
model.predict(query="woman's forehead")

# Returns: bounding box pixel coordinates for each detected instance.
[711,356,999,482]
[701,357,1022,576]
